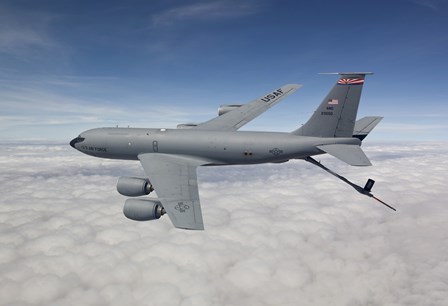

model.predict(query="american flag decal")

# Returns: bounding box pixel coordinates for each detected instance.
[337,78,364,85]
[328,99,338,105]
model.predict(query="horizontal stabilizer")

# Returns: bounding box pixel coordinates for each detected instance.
[317,144,372,166]
[353,116,383,140]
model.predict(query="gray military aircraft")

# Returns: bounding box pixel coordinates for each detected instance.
[70,72,394,230]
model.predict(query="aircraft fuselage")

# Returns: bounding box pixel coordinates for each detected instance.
[71,127,361,165]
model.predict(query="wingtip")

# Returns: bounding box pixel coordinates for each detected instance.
[283,83,302,89]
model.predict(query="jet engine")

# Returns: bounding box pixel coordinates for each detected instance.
[123,198,166,221]
[218,104,243,116]
[117,177,153,197]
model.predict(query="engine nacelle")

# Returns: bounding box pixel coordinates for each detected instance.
[123,198,165,221]
[117,177,153,197]
[218,104,243,116]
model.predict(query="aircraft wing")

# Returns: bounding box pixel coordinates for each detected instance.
[138,153,209,230]
[194,84,301,131]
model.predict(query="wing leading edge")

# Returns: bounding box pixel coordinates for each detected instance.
[138,153,211,230]
[194,84,301,131]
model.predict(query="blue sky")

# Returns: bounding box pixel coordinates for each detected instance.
[1,0,447,141]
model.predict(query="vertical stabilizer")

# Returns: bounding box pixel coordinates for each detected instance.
[292,72,372,137]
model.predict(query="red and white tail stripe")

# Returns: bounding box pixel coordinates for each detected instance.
[337,78,364,85]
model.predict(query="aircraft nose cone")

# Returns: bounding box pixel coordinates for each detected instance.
[70,136,85,149]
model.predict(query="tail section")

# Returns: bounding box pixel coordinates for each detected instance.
[352,116,383,140]
[292,72,373,137]
[316,144,372,166]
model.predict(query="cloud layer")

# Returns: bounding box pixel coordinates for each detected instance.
[0,142,447,305]
[151,0,260,26]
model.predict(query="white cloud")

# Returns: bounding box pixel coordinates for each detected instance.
[0,4,57,54]
[411,0,445,11]
[0,142,447,305]
[151,0,260,26]
[0,76,215,140]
